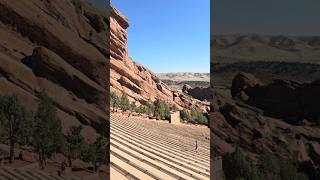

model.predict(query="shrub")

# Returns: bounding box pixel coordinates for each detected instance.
[223,147,262,180]
[154,77,160,84]
[129,101,137,112]
[223,148,309,180]
[110,91,119,112]
[180,109,191,122]
[255,151,308,180]
[191,109,208,125]
[145,100,154,116]
[119,93,130,112]
[298,161,320,180]
[136,105,147,115]
[153,99,170,120]
[128,101,137,117]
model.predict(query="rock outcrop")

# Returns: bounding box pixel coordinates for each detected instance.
[211,72,320,166]
[110,5,208,111]
[184,86,212,101]
[0,0,108,141]
[231,72,320,121]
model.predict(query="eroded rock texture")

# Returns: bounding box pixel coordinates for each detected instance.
[0,0,108,142]
[211,72,320,166]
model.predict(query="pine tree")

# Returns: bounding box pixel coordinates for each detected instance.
[119,93,130,112]
[81,136,107,172]
[0,94,33,163]
[65,125,86,167]
[110,91,119,112]
[33,92,64,169]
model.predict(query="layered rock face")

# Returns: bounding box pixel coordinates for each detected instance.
[231,72,320,121]
[211,72,320,166]
[110,5,208,111]
[0,0,108,142]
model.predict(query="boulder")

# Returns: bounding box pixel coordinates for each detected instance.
[231,72,263,102]
[182,84,192,93]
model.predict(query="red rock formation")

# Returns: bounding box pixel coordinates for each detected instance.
[231,72,320,120]
[211,72,320,166]
[110,5,208,111]
[0,0,108,141]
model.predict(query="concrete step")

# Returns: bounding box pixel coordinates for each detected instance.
[111,122,209,165]
[111,139,206,180]
[111,147,177,180]
[111,116,210,155]
[110,166,129,180]
[110,129,210,174]
[111,156,152,180]
[111,119,209,162]
[110,114,210,180]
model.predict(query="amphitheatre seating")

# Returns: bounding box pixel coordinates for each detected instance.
[0,166,80,180]
[110,114,210,180]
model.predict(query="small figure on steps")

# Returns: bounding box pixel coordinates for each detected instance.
[60,160,67,176]
[18,151,23,160]
[195,140,198,152]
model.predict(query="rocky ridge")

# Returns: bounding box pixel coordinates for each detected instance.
[213,34,320,64]
[0,0,108,142]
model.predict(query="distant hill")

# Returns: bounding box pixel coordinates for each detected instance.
[157,73,210,82]
[212,34,320,64]
[211,61,320,87]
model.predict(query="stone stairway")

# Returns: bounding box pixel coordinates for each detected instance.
[110,114,210,180]
[0,166,79,180]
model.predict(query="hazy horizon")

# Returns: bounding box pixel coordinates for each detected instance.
[213,0,320,36]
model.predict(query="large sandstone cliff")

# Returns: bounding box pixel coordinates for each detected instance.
[0,0,108,142]
[211,72,320,167]
[110,5,208,111]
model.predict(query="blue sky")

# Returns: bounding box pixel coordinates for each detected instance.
[214,0,320,36]
[111,0,210,73]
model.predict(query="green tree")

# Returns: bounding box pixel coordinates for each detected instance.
[153,99,170,120]
[128,101,137,117]
[93,136,107,171]
[0,94,33,163]
[279,159,308,180]
[81,136,107,172]
[33,93,64,169]
[119,93,130,112]
[110,91,119,112]
[180,109,191,122]
[136,105,146,115]
[258,152,309,180]
[145,100,154,117]
[65,125,86,167]
[16,111,35,146]
[223,147,262,180]
[191,109,208,125]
